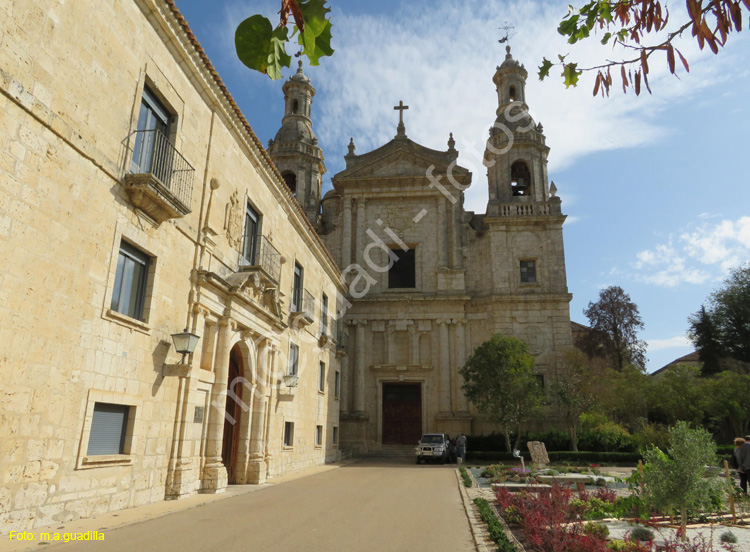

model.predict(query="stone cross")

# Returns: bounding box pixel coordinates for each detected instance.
[394,100,408,136]
[527,441,550,470]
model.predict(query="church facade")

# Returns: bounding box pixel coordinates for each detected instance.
[274,49,574,452]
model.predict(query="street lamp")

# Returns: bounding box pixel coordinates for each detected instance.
[170,329,200,364]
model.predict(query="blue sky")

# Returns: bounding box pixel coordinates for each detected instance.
[173,0,750,372]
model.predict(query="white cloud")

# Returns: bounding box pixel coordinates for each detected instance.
[647,336,692,351]
[305,0,736,213]
[633,216,750,287]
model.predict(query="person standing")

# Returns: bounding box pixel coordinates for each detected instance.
[738,435,750,494]
[456,433,467,464]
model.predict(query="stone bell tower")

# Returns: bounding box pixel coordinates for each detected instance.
[484,46,556,213]
[268,61,326,224]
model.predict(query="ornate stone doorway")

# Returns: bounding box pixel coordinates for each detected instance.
[381,383,422,445]
[221,347,243,484]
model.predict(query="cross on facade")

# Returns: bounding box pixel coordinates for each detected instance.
[394,100,408,136]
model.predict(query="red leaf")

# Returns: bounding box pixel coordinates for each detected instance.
[667,44,676,73]
[730,2,743,31]
[635,71,641,95]
[288,0,304,33]
[641,50,649,75]
[593,73,601,97]
[676,49,690,72]
[621,65,628,94]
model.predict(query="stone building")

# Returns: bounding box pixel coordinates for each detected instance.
[314,46,573,452]
[1,0,345,532]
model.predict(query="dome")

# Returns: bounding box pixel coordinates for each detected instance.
[491,104,536,135]
[274,118,315,144]
[497,46,528,78]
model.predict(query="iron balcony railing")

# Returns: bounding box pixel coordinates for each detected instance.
[291,288,315,322]
[238,235,281,284]
[336,319,349,351]
[130,129,194,208]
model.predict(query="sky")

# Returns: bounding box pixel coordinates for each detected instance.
[173,0,750,372]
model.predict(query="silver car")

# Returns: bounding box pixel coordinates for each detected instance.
[415,433,450,464]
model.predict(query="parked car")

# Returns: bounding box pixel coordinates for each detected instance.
[415,433,451,464]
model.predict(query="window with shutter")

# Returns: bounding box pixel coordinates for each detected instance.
[87,403,130,456]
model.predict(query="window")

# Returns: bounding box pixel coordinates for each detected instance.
[535,374,545,392]
[242,203,260,265]
[332,426,339,446]
[388,248,416,289]
[318,362,326,393]
[334,371,341,399]
[288,343,299,375]
[282,172,297,195]
[315,425,323,447]
[291,263,303,312]
[320,293,329,336]
[284,422,294,447]
[520,260,537,283]
[131,87,170,175]
[511,161,531,196]
[111,241,150,321]
[509,85,517,102]
[292,99,299,114]
[87,403,130,456]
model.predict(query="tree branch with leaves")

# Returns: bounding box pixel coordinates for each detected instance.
[540,0,749,95]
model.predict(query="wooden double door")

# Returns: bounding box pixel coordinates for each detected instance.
[381,383,422,445]
[221,347,243,484]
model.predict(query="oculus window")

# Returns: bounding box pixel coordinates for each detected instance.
[388,248,416,289]
[111,241,150,321]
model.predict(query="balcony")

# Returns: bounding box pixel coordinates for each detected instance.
[290,289,315,326]
[238,235,281,285]
[492,200,561,217]
[122,129,194,224]
[336,319,349,353]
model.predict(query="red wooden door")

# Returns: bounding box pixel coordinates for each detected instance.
[382,383,422,445]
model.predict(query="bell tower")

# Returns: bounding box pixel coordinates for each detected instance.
[268,61,326,224]
[484,46,556,214]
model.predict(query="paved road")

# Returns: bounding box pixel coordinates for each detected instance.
[47,459,475,552]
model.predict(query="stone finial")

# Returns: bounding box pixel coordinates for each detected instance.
[297,60,304,72]
[550,181,557,198]
[448,132,456,152]
[347,137,356,156]
[505,45,512,59]
[267,138,274,149]
[536,122,544,133]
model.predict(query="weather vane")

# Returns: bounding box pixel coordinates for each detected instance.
[498,22,515,45]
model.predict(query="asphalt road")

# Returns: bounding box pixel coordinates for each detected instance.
[46,459,475,552]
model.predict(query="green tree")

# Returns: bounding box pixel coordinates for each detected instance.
[583,285,647,371]
[689,265,750,373]
[649,365,705,426]
[460,333,543,451]
[541,0,750,95]
[550,349,600,451]
[701,371,750,437]
[642,422,723,540]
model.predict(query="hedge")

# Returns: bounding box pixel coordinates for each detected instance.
[473,497,518,552]
[466,450,643,464]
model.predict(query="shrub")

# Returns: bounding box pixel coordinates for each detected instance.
[473,497,518,552]
[720,531,737,544]
[459,466,473,488]
[628,526,654,543]
[583,522,610,539]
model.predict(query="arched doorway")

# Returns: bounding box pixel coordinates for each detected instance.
[221,346,243,484]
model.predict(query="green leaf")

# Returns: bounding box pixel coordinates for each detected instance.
[557,14,580,37]
[297,0,331,37]
[562,63,581,88]
[538,58,554,80]
[235,15,291,80]
[600,32,612,45]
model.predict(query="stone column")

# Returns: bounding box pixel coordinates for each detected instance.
[452,200,463,269]
[355,198,366,269]
[353,320,367,413]
[342,197,353,267]
[202,317,233,493]
[385,324,395,365]
[408,323,419,365]
[454,319,470,413]
[339,352,350,413]
[247,338,269,484]
[437,319,451,414]
[437,198,447,268]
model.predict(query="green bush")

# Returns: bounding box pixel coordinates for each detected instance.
[465,450,642,464]
[459,466,473,488]
[628,526,654,543]
[473,497,518,552]
[583,521,610,539]
[524,429,571,451]
[720,531,738,544]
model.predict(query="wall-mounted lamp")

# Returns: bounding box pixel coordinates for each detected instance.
[283,374,299,388]
[170,329,200,364]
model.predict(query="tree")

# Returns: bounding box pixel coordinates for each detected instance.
[541,0,750,96]
[235,0,333,80]
[460,333,543,451]
[701,370,750,437]
[582,285,647,371]
[649,365,705,426]
[550,349,600,451]
[642,422,723,540]
[688,264,750,373]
